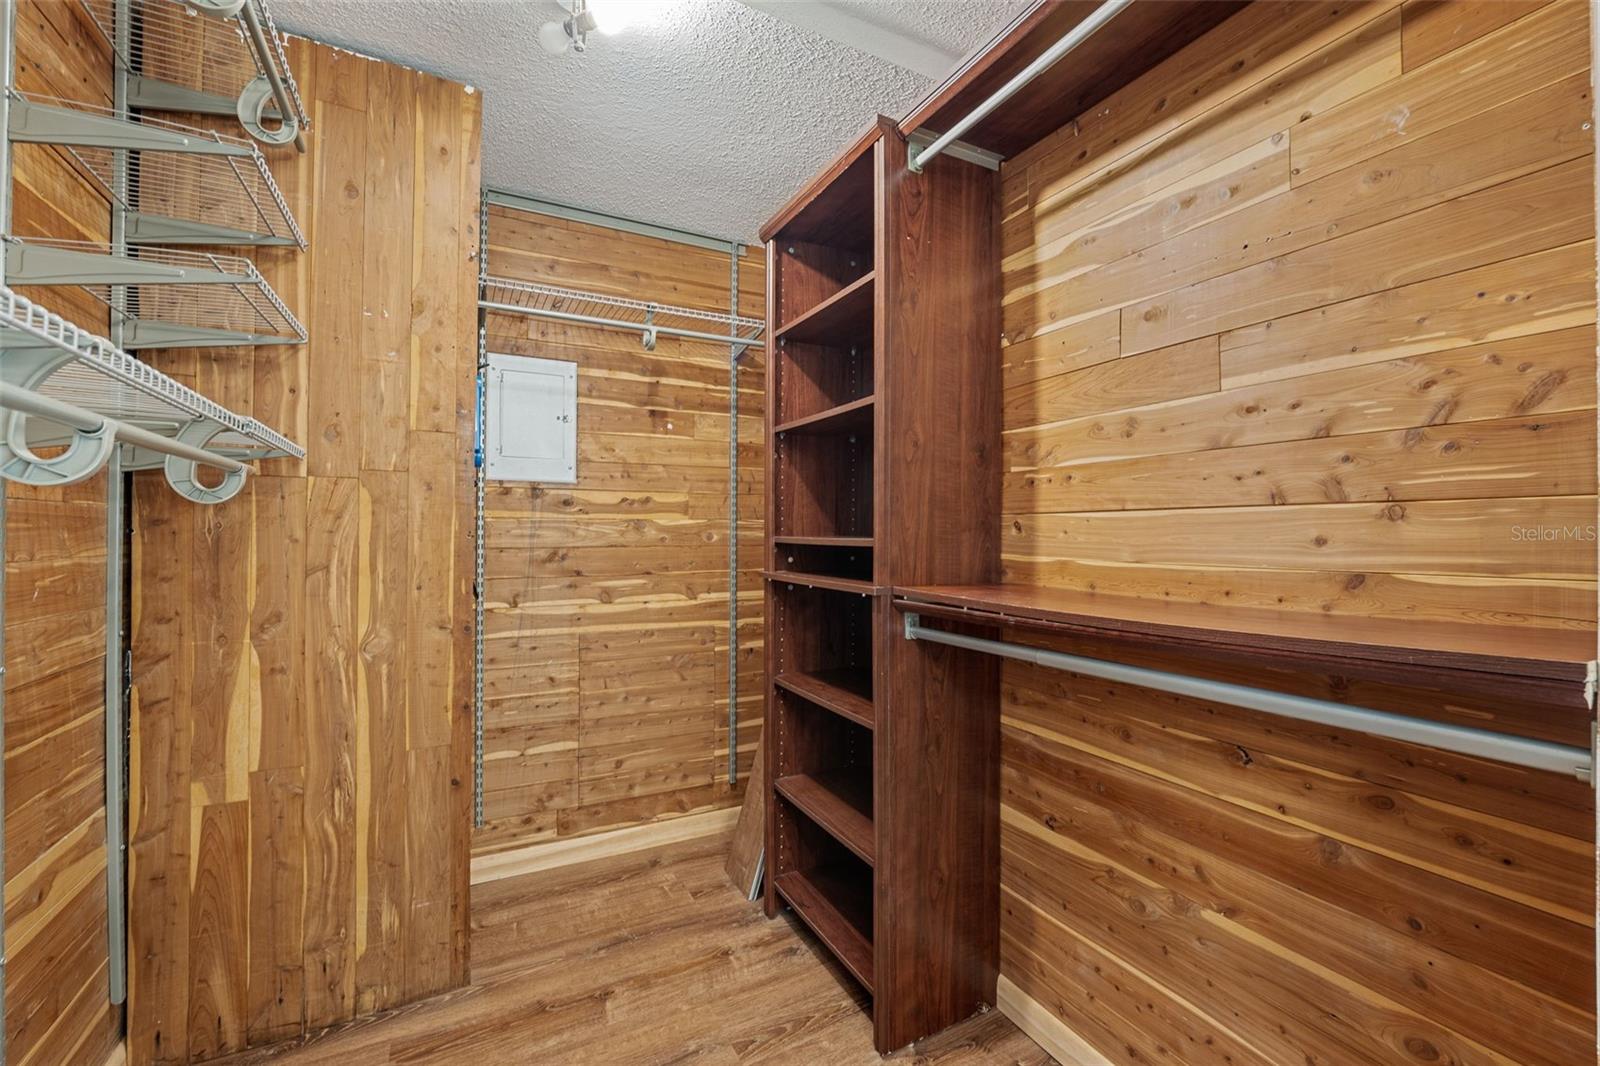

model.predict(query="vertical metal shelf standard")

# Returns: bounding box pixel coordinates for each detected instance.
[80,0,310,150]
[0,2,13,1056]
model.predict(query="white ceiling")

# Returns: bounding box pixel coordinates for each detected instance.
[274,0,1031,243]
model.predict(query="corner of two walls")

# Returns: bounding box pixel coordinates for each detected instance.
[996,1,1595,1063]
[475,205,765,860]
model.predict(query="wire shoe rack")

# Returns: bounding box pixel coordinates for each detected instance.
[9,90,305,247]
[7,237,305,347]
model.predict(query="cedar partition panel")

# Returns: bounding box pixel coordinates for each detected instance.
[3,2,121,1063]
[125,37,482,1065]
[476,204,766,857]
[995,2,1596,1063]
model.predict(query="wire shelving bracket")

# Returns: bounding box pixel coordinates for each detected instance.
[80,0,309,150]
[0,283,302,502]
[481,274,766,352]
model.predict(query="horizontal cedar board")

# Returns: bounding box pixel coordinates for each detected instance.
[487,204,748,312]
[898,0,1245,158]
[1003,497,1595,580]
[1001,132,1292,312]
[894,584,1595,682]
[997,558,1595,645]
[1291,0,1588,184]
[1005,658,1592,836]
[1016,4,1404,233]
[1004,327,1597,467]
[1004,410,1596,512]
[1005,68,1592,340]
[1218,240,1597,388]
[1001,336,1219,425]
[1121,157,1594,356]
[1399,0,1557,70]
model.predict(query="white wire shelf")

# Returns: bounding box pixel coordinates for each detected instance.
[7,237,304,348]
[481,275,765,352]
[8,90,305,248]
[0,283,301,500]
[80,0,309,150]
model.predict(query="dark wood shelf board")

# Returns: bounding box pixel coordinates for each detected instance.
[774,535,875,548]
[774,868,875,993]
[892,584,1598,697]
[764,570,882,597]
[765,570,881,596]
[773,394,874,437]
[776,772,875,865]
[775,272,875,346]
[774,669,875,729]
[898,1,1243,159]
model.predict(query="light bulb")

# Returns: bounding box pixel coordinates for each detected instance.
[589,0,668,34]
[537,18,573,54]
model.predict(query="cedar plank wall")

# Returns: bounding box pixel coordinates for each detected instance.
[475,204,764,856]
[123,37,481,1066]
[3,1,121,1064]
[998,2,1596,1064]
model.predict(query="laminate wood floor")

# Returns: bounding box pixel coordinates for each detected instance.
[212,831,1053,1065]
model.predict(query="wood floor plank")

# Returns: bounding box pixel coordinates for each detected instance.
[205,834,1050,1065]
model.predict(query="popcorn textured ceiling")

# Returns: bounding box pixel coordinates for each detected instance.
[274,0,1031,243]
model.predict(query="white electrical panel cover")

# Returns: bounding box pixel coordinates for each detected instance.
[486,352,577,483]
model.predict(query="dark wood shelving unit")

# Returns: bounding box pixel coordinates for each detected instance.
[763,116,1001,1054]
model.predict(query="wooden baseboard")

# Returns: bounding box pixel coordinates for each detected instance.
[996,974,1113,1066]
[470,807,740,886]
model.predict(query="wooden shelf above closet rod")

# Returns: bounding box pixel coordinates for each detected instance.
[892,584,1597,694]
[898,600,1595,782]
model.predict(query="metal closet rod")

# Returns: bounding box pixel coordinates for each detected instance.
[478,298,760,349]
[0,382,248,472]
[909,0,1133,172]
[900,612,1596,782]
